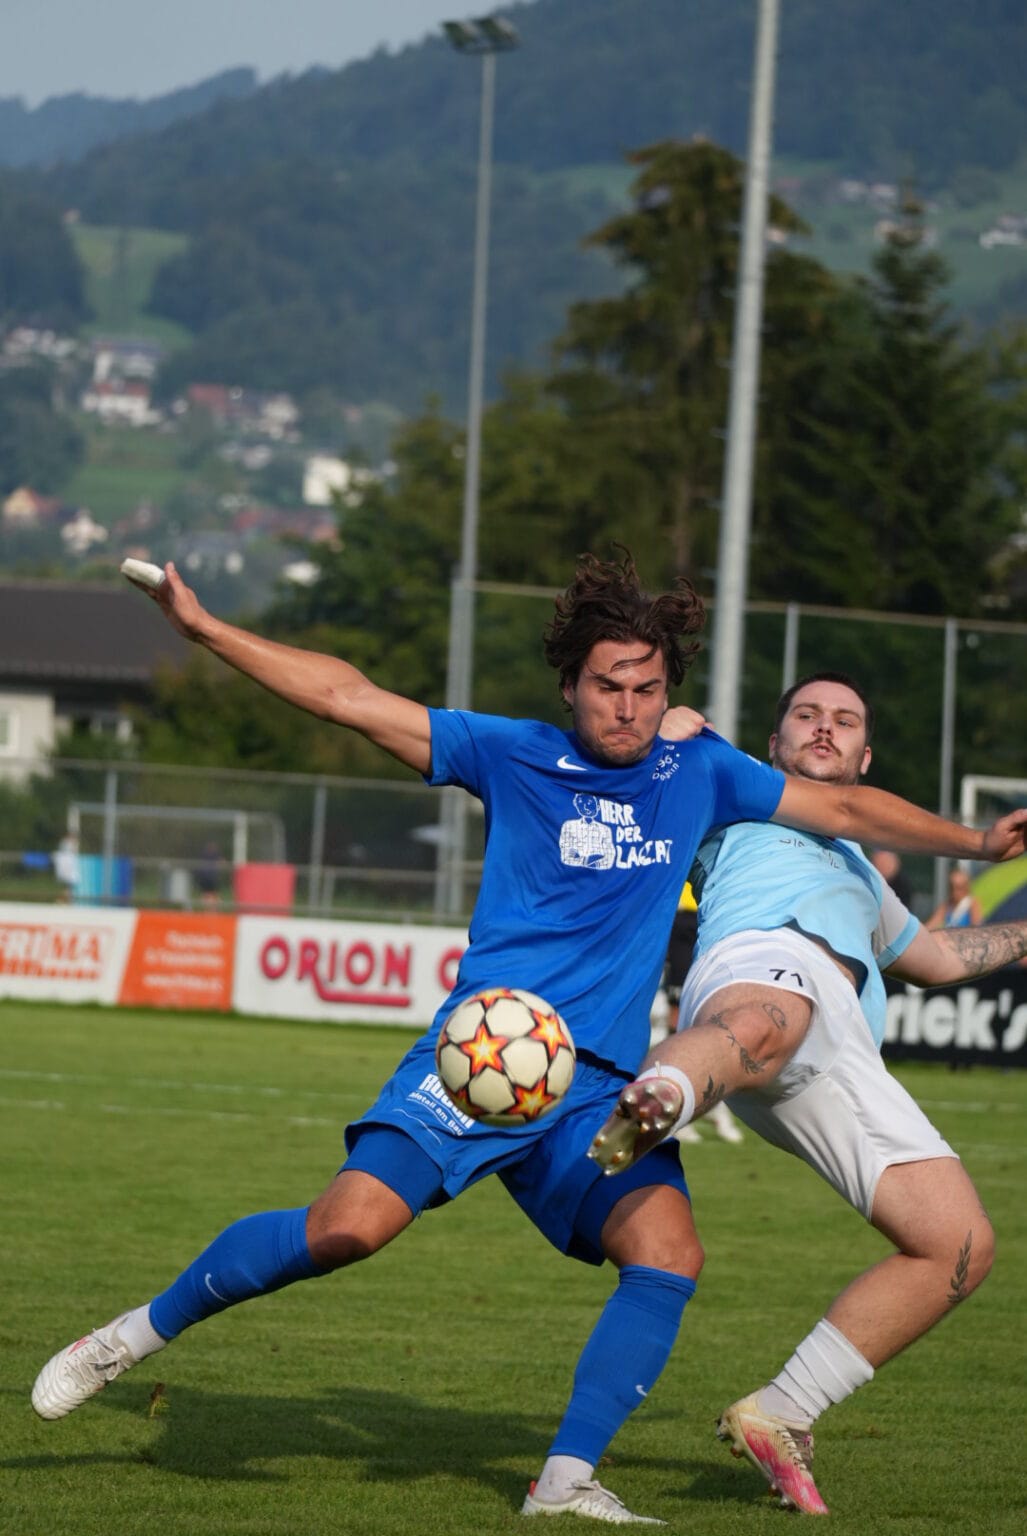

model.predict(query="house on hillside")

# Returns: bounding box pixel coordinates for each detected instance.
[80,377,161,427]
[180,383,299,440]
[60,510,109,556]
[230,504,338,545]
[2,327,78,364]
[0,579,191,783]
[2,486,68,529]
[91,337,164,383]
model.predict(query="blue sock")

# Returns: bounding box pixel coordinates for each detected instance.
[548,1264,697,1464]
[149,1207,324,1340]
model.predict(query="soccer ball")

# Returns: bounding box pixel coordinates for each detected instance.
[435,986,576,1126]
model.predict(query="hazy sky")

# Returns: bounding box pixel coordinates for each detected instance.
[1,1,488,106]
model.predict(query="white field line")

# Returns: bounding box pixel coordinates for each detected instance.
[0,1067,364,1103]
[0,1093,338,1127]
[913,1098,1022,1115]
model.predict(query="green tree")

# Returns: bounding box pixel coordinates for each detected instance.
[548,140,804,582]
[0,171,88,329]
[135,148,1027,777]
[754,201,1025,614]
[0,364,85,495]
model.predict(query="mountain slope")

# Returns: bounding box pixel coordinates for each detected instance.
[13,0,1024,410]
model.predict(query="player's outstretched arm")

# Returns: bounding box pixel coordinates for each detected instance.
[132,561,432,773]
[773,777,1027,864]
[888,917,1027,987]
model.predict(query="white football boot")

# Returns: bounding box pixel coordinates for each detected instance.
[522,1479,666,1524]
[32,1317,141,1419]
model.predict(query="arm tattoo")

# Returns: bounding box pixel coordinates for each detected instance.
[947,1232,973,1305]
[940,922,1027,977]
[708,1009,769,1076]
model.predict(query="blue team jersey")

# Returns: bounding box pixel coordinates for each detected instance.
[691,821,920,1047]
[424,712,785,1074]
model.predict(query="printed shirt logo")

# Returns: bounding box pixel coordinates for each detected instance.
[556,754,587,772]
[651,747,679,781]
[559,792,673,871]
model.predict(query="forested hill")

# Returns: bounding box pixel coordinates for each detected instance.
[11,0,1025,412]
[35,0,1027,214]
[0,69,258,169]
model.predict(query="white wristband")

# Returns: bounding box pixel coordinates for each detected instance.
[637,1062,696,1135]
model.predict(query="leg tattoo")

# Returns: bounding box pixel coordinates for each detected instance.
[761,1001,789,1032]
[708,1011,768,1077]
[697,1075,726,1115]
[947,1232,973,1305]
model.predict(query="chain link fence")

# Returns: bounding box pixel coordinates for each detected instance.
[0,756,484,923]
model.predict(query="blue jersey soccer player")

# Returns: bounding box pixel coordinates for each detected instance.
[33,565,1027,1524]
[592,672,1027,1515]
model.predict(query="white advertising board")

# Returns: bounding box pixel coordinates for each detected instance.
[0,901,138,1004]
[233,915,468,1026]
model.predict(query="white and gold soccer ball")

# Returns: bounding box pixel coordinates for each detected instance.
[435,986,576,1126]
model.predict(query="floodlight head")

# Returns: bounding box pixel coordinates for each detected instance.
[443,20,481,52]
[475,16,519,50]
[443,14,520,53]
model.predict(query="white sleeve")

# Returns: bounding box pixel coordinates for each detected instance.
[872,879,919,969]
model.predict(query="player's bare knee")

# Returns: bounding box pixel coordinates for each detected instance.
[898,1210,994,1304]
[601,1187,704,1279]
[690,989,810,1087]
[951,1212,995,1300]
[305,1168,413,1269]
[307,1227,375,1270]
[614,1229,704,1281]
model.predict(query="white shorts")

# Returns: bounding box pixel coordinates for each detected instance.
[679,929,957,1218]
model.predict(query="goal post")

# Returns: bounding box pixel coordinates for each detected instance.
[958,776,1027,918]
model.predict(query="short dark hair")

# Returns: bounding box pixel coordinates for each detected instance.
[543,546,705,693]
[773,671,875,742]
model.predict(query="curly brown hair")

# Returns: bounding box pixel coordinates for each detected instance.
[543,547,706,693]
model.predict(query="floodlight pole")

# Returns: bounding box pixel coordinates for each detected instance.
[436,16,519,918]
[706,0,780,742]
[450,43,496,724]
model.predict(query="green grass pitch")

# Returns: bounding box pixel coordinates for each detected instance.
[2,1002,1024,1535]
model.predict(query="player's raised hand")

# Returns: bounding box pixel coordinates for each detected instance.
[661,705,707,741]
[981,808,1027,862]
[121,558,208,642]
[151,561,214,642]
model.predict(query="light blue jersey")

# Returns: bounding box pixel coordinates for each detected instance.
[690,822,919,1047]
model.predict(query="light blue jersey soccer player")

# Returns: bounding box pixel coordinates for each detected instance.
[593,672,1027,1517]
[33,569,1027,1526]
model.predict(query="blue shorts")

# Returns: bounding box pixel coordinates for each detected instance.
[343,1042,690,1266]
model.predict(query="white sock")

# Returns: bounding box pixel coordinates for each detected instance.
[759,1318,874,1427]
[114,1303,168,1361]
[636,1062,696,1135]
[533,1454,593,1502]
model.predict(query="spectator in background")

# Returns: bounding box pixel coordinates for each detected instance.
[52,833,79,904]
[927,864,982,930]
[870,848,914,908]
[195,842,226,909]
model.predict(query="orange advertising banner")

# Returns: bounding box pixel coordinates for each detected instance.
[118,911,237,1011]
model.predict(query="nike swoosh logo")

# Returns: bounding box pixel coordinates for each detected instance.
[557,755,587,772]
[635,1384,648,1398]
[204,1272,230,1303]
